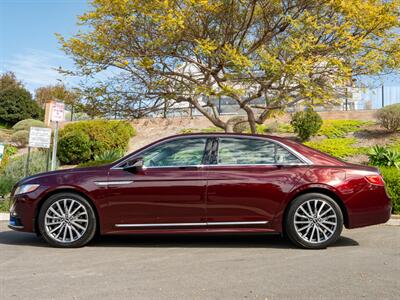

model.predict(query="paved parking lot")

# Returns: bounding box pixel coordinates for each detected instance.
[0,221,399,300]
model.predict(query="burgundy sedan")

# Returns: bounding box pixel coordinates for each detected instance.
[9,133,391,248]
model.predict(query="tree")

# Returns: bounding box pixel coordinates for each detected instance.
[0,72,23,92]
[0,73,42,125]
[59,0,400,132]
[34,84,79,107]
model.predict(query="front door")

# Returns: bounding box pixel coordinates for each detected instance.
[104,137,209,230]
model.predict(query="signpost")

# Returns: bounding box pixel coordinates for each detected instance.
[25,127,52,177]
[50,102,65,171]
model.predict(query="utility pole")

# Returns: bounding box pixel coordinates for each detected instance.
[382,84,385,108]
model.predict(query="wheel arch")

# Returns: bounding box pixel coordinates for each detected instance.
[34,188,101,235]
[282,187,349,231]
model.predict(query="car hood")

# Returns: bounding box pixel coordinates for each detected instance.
[17,165,110,186]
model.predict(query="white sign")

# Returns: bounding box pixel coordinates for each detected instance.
[0,143,4,162]
[51,102,65,122]
[29,127,52,148]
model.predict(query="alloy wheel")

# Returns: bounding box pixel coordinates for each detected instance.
[44,198,89,243]
[293,199,338,244]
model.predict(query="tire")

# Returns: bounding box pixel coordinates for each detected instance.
[38,192,97,248]
[285,193,343,249]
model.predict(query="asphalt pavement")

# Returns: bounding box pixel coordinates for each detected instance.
[0,221,399,300]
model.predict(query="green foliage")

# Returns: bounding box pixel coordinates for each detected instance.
[368,145,400,168]
[0,177,15,197]
[58,120,135,164]
[0,85,42,126]
[94,149,124,162]
[58,131,92,165]
[304,138,366,158]
[276,123,294,133]
[12,119,46,131]
[0,197,11,212]
[318,120,370,138]
[376,104,400,132]
[0,150,52,196]
[59,0,400,133]
[0,145,17,174]
[77,160,114,168]
[380,167,400,214]
[180,127,223,134]
[291,109,323,141]
[4,150,50,181]
[10,130,29,148]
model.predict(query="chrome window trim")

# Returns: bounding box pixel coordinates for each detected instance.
[111,134,313,170]
[115,221,268,228]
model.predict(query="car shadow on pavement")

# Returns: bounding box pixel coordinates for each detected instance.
[0,230,359,249]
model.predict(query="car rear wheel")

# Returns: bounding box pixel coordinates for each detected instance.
[285,193,343,249]
[38,192,97,248]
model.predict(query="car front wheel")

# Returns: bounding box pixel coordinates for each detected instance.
[38,192,97,248]
[285,193,343,249]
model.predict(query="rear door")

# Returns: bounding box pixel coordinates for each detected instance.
[204,137,307,227]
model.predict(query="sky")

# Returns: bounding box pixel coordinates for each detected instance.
[0,0,88,93]
[0,0,399,104]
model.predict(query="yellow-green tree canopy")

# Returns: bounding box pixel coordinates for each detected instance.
[59,0,400,132]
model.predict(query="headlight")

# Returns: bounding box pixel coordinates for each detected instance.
[14,184,40,195]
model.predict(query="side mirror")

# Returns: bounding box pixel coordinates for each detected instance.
[123,157,144,172]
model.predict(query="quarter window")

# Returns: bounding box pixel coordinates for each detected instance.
[140,138,207,167]
[217,138,303,165]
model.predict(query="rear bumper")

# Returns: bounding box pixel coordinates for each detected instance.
[345,187,392,229]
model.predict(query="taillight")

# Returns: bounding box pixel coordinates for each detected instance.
[365,175,385,186]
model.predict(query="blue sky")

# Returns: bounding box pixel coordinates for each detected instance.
[0,0,399,98]
[0,0,88,92]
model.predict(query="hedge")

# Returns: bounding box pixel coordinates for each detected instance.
[380,167,400,214]
[58,120,135,164]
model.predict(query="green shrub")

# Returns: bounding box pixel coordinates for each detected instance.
[0,144,18,173]
[368,145,400,168]
[304,138,366,158]
[10,130,29,148]
[0,150,51,196]
[380,167,400,214]
[376,103,400,132]
[4,150,51,182]
[94,149,124,162]
[58,120,135,164]
[12,119,46,131]
[318,120,370,138]
[291,109,322,141]
[0,177,15,197]
[77,160,114,168]
[180,127,223,134]
[58,131,92,164]
[0,198,11,212]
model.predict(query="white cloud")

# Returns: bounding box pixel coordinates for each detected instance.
[0,48,76,92]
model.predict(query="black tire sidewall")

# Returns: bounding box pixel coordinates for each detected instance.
[285,193,343,249]
[38,192,97,248]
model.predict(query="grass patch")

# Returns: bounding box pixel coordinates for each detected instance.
[318,120,372,138]
[304,138,367,158]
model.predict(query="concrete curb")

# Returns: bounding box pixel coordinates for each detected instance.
[0,212,399,225]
